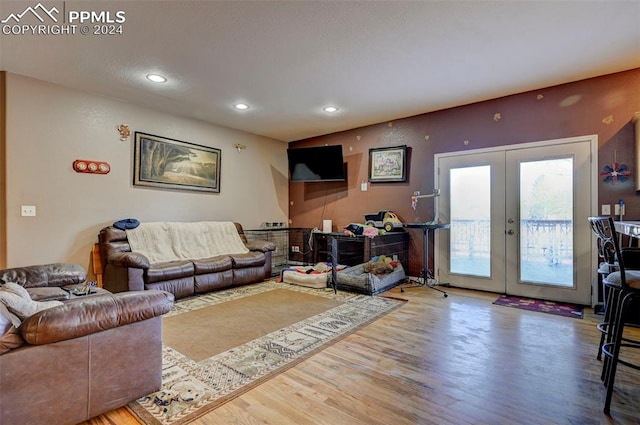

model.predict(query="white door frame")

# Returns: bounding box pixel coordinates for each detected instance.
[433,134,598,306]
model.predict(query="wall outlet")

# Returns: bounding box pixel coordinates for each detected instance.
[601,204,611,215]
[291,246,300,253]
[21,205,36,216]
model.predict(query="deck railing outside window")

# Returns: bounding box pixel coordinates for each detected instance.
[450,219,572,285]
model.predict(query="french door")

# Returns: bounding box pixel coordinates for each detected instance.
[436,136,596,305]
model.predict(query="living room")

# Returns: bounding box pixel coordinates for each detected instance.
[0,3,638,281]
[1,1,640,424]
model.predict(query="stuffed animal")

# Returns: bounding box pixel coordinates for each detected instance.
[364,255,395,275]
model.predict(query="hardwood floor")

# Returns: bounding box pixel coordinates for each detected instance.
[84,287,640,425]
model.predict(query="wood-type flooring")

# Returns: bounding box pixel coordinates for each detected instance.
[83,286,640,425]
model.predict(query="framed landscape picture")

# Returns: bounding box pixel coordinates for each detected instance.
[368,145,407,183]
[133,132,221,193]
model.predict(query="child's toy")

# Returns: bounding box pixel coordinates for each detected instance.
[364,255,396,275]
[364,210,403,232]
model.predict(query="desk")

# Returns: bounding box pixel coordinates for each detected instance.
[401,223,450,296]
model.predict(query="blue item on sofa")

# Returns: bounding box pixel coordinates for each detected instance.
[113,218,140,230]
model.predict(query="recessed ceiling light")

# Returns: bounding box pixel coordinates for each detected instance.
[323,106,339,113]
[234,103,250,110]
[146,74,167,83]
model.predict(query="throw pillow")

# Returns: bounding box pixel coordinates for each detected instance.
[0,282,63,320]
[0,298,21,328]
[1,281,31,298]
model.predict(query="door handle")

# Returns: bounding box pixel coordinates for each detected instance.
[507,229,515,235]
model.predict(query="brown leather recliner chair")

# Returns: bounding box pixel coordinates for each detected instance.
[0,263,174,425]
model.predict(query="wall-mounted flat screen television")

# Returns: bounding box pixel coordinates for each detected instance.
[287,145,346,182]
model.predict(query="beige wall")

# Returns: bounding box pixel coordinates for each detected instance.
[5,73,289,271]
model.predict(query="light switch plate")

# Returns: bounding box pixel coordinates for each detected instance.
[602,204,611,215]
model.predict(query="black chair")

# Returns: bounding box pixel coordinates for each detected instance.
[588,216,640,414]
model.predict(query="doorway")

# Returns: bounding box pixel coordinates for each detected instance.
[435,135,596,305]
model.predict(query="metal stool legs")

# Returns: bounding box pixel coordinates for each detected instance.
[601,290,640,414]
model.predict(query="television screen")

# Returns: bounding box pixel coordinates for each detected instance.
[287,145,346,182]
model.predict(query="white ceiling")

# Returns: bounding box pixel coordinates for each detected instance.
[1,1,639,142]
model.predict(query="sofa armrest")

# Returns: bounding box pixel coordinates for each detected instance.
[245,239,276,252]
[19,290,174,345]
[108,252,150,269]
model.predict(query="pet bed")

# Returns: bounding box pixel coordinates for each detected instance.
[279,263,347,289]
[335,262,406,295]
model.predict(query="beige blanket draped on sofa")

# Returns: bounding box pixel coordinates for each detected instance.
[126,221,249,264]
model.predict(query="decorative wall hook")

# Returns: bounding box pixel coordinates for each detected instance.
[117,124,131,141]
[73,160,110,174]
[233,143,247,152]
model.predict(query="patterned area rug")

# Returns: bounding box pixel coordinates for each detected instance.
[493,295,584,319]
[127,281,404,425]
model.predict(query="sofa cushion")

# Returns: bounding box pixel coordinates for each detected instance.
[0,283,63,320]
[230,251,266,268]
[145,278,194,299]
[192,255,233,275]
[27,287,70,302]
[146,261,194,284]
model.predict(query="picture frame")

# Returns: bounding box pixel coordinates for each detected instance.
[133,132,221,193]
[368,145,407,183]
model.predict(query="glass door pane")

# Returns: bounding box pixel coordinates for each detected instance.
[450,166,491,277]
[505,138,593,305]
[437,150,506,294]
[519,158,573,286]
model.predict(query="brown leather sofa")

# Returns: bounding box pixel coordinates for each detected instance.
[0,263,174,425]
[98,222,276,299]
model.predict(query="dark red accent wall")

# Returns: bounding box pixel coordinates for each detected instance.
[289,69,640,277]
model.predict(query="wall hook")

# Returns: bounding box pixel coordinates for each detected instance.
[117,124,131,142]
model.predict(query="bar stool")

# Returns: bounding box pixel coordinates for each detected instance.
[594,240,640,360]
[588,216,640,414]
